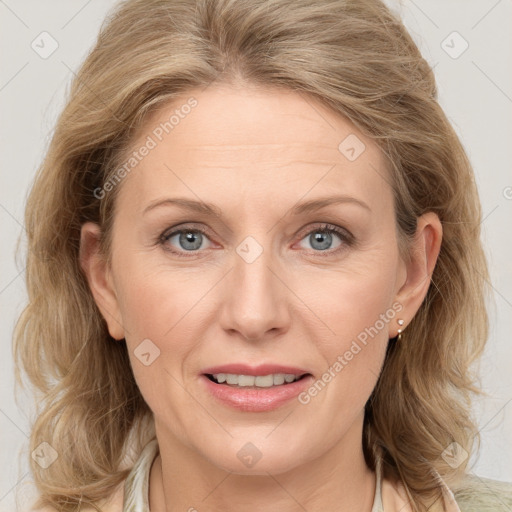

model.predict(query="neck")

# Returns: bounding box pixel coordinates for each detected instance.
[149,415,377,512]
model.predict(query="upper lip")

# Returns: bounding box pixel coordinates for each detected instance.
[202,363,311,377]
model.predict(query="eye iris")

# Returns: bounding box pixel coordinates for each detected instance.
[179,231,202,251]
[310,231,332,251]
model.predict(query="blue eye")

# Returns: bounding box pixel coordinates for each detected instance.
[160,227,211,255]
[299,225,348,253]
[159,223,353,258]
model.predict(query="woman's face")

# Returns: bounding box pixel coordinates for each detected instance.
[82,83,441,475]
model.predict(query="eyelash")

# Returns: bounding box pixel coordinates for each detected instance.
[158,223,354,259]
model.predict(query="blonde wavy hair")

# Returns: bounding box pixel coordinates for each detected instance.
[14,0,493,510]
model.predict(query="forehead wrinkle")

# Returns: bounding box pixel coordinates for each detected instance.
[174,160,342,171]
[177,144,342,159]
[174,144,347,167]
[178,143,339,150]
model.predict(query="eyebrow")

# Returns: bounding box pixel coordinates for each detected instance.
[143,195,371,217]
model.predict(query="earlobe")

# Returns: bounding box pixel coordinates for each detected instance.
[393,212,443,336]
[79,222,125,340]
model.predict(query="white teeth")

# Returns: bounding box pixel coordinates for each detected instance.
[238,375,256,386]
[211,373,302,387]
[226,374,238,385]
[255,374,274,387]
[273,374,285,385]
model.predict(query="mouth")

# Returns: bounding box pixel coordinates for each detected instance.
[204,372,311,388]
[199,364,314,411]
[201,371,314,412]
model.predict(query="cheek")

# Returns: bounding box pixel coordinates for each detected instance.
[115,268,198,421]
[293,255,397,407]
[112,256,230,410]
[113,242,204,338]
[297,252,398,346]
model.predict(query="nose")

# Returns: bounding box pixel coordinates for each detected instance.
[218,241,291,342]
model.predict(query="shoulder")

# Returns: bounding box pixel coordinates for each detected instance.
[453,474,512,511]
[30,480,125,512]
[382,472,512,512]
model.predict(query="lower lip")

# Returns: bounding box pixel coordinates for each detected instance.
[200,374,314,412]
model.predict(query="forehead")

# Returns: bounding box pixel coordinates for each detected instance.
[115,83,391,212]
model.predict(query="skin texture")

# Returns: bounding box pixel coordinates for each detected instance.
[80,82,442,512]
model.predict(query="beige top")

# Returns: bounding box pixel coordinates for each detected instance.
[120,438,462,512]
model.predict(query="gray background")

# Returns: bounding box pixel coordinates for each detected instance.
[1,1,511,510]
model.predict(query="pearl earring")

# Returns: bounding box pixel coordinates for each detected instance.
[397,319,405,342]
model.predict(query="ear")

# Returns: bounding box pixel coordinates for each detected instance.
[392,212,443,337]
[79,222,125,340]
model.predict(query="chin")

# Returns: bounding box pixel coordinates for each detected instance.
[202,440,310,476]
